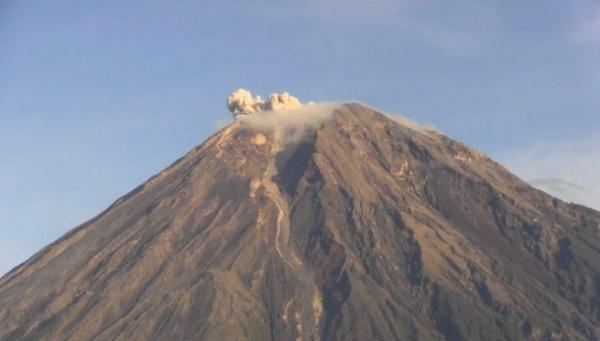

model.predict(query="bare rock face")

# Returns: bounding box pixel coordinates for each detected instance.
[1,104,600,341]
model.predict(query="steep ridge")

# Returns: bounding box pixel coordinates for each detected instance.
[1,104,600,340]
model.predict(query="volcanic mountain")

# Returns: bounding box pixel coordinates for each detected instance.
[2,103,600,341]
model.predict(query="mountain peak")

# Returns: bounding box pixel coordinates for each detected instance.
[2,103,600,340]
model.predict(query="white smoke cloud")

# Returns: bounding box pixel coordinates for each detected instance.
[225,89,336,145]
[226,89,265,117]
[239,102,339,144]
[227,89,302,118]
[225,89,448,155]
[265,92,302,111]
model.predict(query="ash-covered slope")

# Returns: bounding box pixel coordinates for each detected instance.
[2,104,600,341]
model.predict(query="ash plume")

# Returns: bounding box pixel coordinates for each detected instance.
[264,92,301,112]
[225,89,338,147]
[227,89,302,118]
[226,89,264,117]
[225,89,440,147]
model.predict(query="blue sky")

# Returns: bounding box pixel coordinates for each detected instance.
[1,0,599,275]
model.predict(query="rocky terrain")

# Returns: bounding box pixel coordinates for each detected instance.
[1,103,600,340]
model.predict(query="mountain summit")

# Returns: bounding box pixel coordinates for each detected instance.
[1,103,600,340]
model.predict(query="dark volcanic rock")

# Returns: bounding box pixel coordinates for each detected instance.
[1,104,600,340]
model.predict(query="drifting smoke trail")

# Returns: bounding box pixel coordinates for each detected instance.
[226,89,338,144]
[225,89,438,143]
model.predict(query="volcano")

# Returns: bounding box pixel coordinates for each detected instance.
[1,103,600,341]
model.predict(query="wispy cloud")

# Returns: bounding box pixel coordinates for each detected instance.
[496,133,600,211]
[245,0,500,57]
[572,4,600,44]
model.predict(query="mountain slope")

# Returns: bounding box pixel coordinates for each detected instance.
[1,104,600,341]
